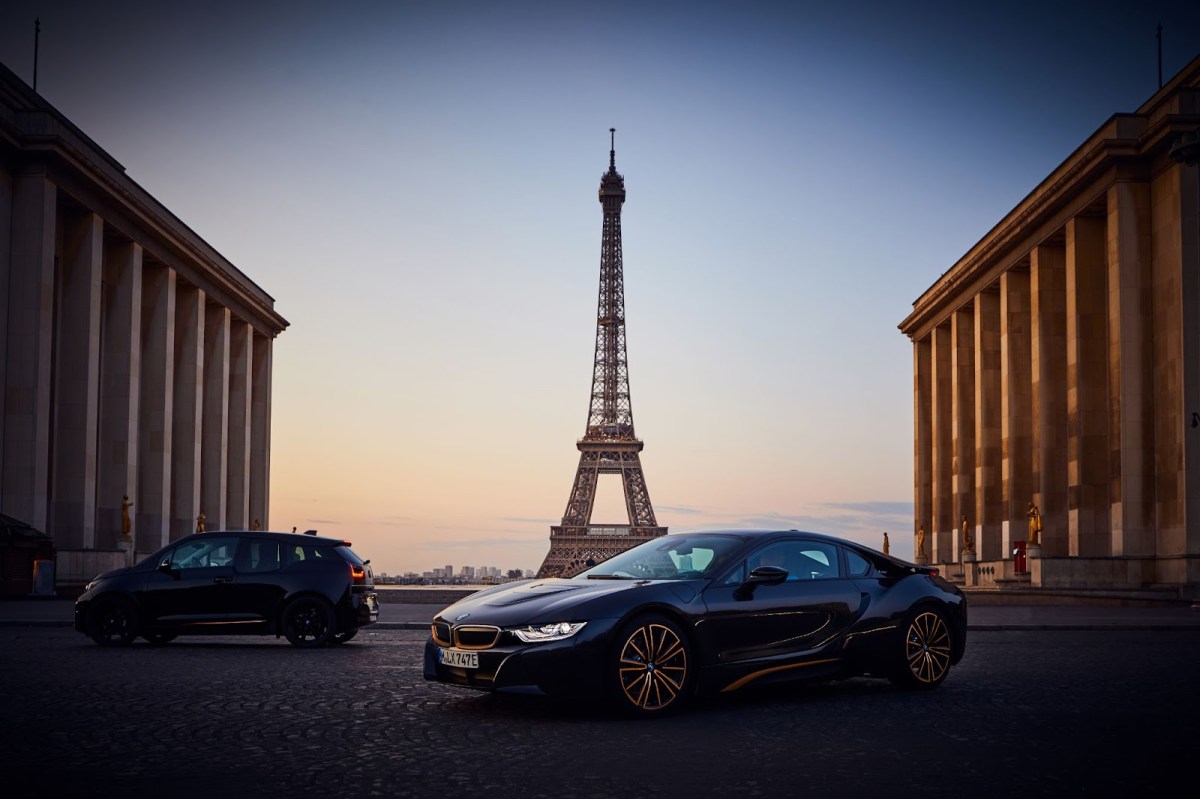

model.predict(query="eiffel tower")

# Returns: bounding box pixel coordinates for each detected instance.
[536,130,667,578]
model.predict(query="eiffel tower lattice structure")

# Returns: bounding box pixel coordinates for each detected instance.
[536,130,667,578]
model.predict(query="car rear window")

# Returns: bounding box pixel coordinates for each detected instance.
[335,545,366,566]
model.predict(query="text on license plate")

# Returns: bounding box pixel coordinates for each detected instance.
[439,648,478,669]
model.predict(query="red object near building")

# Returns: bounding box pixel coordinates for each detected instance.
[1012,541,1028,574]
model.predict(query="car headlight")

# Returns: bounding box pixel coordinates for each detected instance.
[511,622,587,643]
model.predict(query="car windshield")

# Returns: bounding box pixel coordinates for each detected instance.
[576,535,745,581]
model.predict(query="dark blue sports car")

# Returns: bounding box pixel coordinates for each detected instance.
[424,529,967,715]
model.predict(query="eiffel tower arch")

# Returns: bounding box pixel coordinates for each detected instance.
[537,130,667,579]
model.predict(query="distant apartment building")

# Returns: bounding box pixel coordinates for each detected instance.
[899,53,1200,599]
[0,62,288,589]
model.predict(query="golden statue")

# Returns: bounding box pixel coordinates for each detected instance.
[196,510,206,533]
[960,515,973,552]
[882,532,890,555]
[251,519,261,531]
[1026,502,1042,546]
[120,495,133,538]
[916,523,926,558]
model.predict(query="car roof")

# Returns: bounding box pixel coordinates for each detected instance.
[175,531,351,547]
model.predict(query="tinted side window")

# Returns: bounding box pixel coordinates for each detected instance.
[844,548,872,577]
[170,537,238,569]
[286,543,335,565]
[721,540,842,584]
[237,540,282,573]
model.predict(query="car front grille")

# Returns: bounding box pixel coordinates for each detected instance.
[431,622,452,647]
[453,625,501,650]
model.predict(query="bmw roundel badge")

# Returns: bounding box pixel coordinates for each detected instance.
[455,613,471,621]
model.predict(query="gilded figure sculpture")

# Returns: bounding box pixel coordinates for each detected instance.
[251,519,261,531]
[1026,502,1042,546]
[120,495,133,538]
[882,532,890,555]
[196,510,206,533]
[916,523,926,558]
[961,515,973,552]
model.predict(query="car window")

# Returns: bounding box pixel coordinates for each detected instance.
[236,540,282,573]
[169,537,238,569]
[578,534,744,580]
[287,543,334,564]
[721,540,843,585]
[845,548,872,577]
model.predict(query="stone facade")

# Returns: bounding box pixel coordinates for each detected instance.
[0,63,288,585]
[899,54,1200,599]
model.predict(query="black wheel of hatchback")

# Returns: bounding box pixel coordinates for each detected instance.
[282,596,336,647]
[87,595,139,646]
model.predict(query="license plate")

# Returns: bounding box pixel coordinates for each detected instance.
[439,648,479,669]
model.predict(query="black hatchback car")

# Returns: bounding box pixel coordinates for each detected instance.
[75,531,379,647]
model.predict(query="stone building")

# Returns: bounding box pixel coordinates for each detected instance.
[0,62,288,587]
[899,54,1200,599]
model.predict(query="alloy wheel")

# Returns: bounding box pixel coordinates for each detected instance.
[617,620,689,712]
[903,610,952,685]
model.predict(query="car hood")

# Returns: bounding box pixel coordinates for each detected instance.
[434,578,698,626]
[89,565,132,583]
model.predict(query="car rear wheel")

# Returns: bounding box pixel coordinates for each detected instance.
[87,595,139,647]
[890,607,953,689]
[610,614,693,716]
[142,632,177,645]
[282,597,335,647]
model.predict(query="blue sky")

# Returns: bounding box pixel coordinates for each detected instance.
[3,1,1199,573]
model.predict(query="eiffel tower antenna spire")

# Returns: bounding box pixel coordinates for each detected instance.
[536,131,667,578]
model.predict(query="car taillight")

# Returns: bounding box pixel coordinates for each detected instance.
[350,564,366,584]
[930,568,939,577]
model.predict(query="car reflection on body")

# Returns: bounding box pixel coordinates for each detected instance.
[424,529,967,715]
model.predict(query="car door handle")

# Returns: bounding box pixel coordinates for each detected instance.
[213,576,234,584]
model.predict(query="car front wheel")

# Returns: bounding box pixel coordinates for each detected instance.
[282,597,335,648]
[610,614,693,716]
[890,607,953,688]
[87,595,139,647]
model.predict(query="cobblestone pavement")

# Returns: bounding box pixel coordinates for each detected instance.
[3,627,1198,798]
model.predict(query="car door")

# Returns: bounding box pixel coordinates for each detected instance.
[228,536,286,622]
[699,539,863,665]
[140,536,241,626]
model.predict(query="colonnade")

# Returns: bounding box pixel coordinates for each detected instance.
[1,63,287,565]
[902,61,1200,590]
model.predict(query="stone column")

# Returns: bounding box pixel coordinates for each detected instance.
[974,289,1002,561]
[914,336,933,560]
[227,320,252,530]
[172,285,205,540]
[952,305,976,563]
[931,322,953,563]
[0,169,11,462]
[1066,216,1110,556]
[97,241,143,549]
[1032,242,1068,555]
[2,169,56,531]
[1107,182,1154,556]
[202,303,230,530]
[137,264,176,553]
[51,211,104,548]
[1001,268,1032,554]
[249,333,273,531]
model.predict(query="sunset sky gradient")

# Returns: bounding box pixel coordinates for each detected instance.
[2,1,1199,573]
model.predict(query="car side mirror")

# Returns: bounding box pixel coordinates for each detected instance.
[734,565,788,600]
[157,558,180,578]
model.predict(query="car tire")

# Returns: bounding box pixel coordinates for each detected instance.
[330,629,358,645]
[889,607,954,689]
[142,632,177,646]
[87,595,139,647]
[609,614,694,716]
[282,596,336,648]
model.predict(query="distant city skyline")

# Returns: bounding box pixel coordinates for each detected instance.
[2,1,1199,575]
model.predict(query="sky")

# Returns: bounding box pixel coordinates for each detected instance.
[3,1,1199,574]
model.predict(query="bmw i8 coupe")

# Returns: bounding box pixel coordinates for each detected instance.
[424,529,967,715]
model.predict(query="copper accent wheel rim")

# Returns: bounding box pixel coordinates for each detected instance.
[905,611,951,684]
[618,622,688,711]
